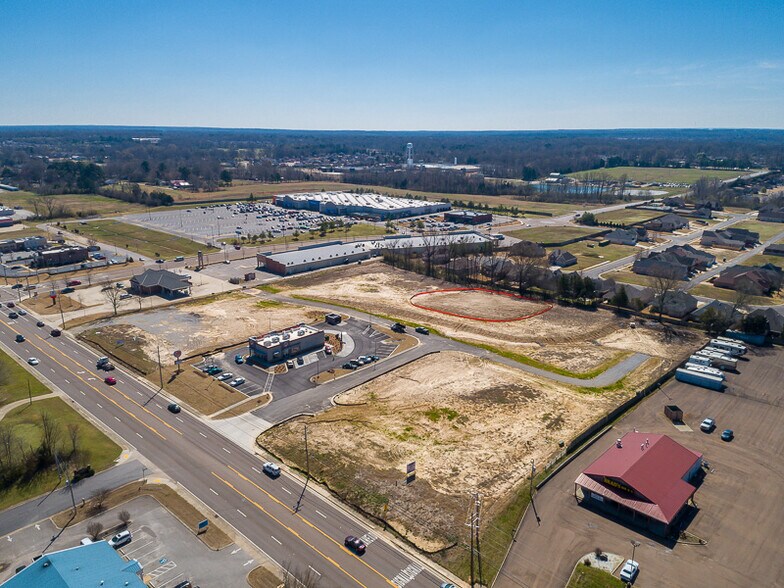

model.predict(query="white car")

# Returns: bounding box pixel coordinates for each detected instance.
[229,377,246,386]
[619,559,639,583]
[17,309,27,315]
[107,530,132,549]
[216,373,233,381]
[27,357,39,366]
[262,462,281,478]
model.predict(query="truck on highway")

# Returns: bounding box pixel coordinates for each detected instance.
[675,368,725,391]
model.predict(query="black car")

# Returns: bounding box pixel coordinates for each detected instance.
[342,362,356,370]
[6,302,14,308]
[15,334,25,342]
[11,284,23,289]
[344,535,366,554]
[8,312,18,319]
[51,329,61,337]
[391,322,406,333]
[168,403,181,414]
[36,321,45,327]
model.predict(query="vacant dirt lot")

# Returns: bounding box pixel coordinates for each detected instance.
[412,289,550,320]
[259,352,658,554]
[280,264,703,374]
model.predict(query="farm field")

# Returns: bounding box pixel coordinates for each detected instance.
[731,219,784,242]
[278,263,702,376]
[593,208,664,225]
[258,351,658,579]
[69,219,218,258]
[503,225,604,245]
[553,241,638,271]
[0,190,146,216]
[0,397,121,510]
[568,166,756,184]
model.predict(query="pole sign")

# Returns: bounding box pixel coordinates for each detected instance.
[406,461,416,484]
[197,519,209,531]
[173,350,182,359]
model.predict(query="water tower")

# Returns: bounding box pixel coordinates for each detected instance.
[405,143,414,168]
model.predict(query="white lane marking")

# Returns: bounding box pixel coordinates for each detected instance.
[271,535,282,545]
[50,368,55,373]
[155,403,162,409]
[199,432,207,438]
[136,391,143,396]
[114,416,121,422]
[136,433,143,439]
[392,562,424,587]
[80,390,85,395]
[237,509,247,518]
[64,379,69,384]
[315,510,327,519]
[308,566,321,576]
[96,403,103,409]
[222,447,231,454]
[251,467,261,474]
[118,380,124,384]
[282,487,292,495]
[175,417,184,423]
[359,531,378,545]
[210,488,219,495]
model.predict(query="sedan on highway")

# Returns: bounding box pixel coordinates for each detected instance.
[262,462,281,478]
[51,329,61,337]
[168,403,181,414]
[8,312,18,319]
[27,357,39,366]
[36,321,45,327]
[15,334,24,342]
[17,309,27,316]
[104,376,117,385]
[6,302,14,308]
[344,535,366,554]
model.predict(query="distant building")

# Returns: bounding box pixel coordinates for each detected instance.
[1,541,145,588]
[257,241,375,276]
[444,211,493,225]
[632,244,714,280]
[249,324,324,363]
[758,205,784,223]
[653,290,698,318]
[764,243,784,257]
[575,432,702,536]
[0,235,48,254]
[33,245,88,268]
[644,213,689,232]
[605,228,640,246]
[548,249,578,267]
[747,307,784,337]
[712,263,783,296]
[130,269,192,298]
[274,191,451,220]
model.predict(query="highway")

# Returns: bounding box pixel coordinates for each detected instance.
[0,290,453,588]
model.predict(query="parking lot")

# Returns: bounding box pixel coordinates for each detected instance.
[497,344,784,588]
[0,496,254,587]
[196,317,400,402]
[121,202,346,245]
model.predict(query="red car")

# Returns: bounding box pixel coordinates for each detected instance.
[66,280,81,286]
[104,376,117,385]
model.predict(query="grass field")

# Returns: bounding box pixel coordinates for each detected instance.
[732,220,784,242]
[741,252,784,269]
[504,225,605,245]
[140,180,352,202]
[71,220,218,258]
[0,349,51,407]
[602,269,684,289]
[566,563,625,588]
[0,397,121,510]
[265,221,390,245]
[554,242,638,271]
[0,226,47,239]
[568,166,755,184]
[594,208,665,225]
[690,283,784,306]
[0,190,146,216]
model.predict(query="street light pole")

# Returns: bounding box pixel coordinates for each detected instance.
[631,539,640,562]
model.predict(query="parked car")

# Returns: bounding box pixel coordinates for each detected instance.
[721,429,734,441]
[107,530,132,549]
[342,362,356,370]
[344,535,366,554]
[286,359,295,368]
[370,355,379,362]
[619,559,639,583]
[168,403,181,414]
[155,258,165,263]
[120,293,132,300]
[66,280,81,286]
[174,256,185,262]
[11,283,22,289]
[61,287,75,294]
[104,376,117,385]
[8,312,18,319]
[440,584,457,588]
[391,322,406,333]
[228,377,245,387]
[96,356,110,367]
[15,334,24,342]
[700,418,716,432]
[173,581,193,588]
[216,373,233,381]
[415,326,430,335]
[51,329,61,337]
[27,357,39,365]
[36,321,45,327]
[204,366,222,375]
[262,462,281,478]
[234,354,245,364]
[296,356,304,365]
[349,360,360,368]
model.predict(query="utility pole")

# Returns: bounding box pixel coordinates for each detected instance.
[468,499,475,588]
[57,293,65,328]
[27,379,32,405]
[530,459,541,525]
[295,424,310,513]
[474,493,484,587]
[157,344,164,389]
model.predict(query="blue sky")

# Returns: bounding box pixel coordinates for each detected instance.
[1,0,783,129]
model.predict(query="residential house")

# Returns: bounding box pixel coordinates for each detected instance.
[701,230,745,251]
[549,249,577,268]
[605,228,639,246]
[644,213,689,232]
[758,205,784,223]
[633,254,690,280]
[663,196,686,208]
[667,244,715,270]
[747,308,784,337]
[763,243,784,257]
[509,240,546,258]
[712,264,784,296]
[691,299,741,323]
[653,290,698,319]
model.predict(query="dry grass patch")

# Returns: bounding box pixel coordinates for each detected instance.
[21,293,85,315]
[247,565,282,588]
[51,482,232,550]
[212,393,271,419]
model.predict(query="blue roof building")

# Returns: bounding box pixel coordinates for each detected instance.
[1,541,145,588]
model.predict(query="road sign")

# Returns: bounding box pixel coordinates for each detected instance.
[173,350,182,358]
[197,519,209,531]
[406,461,416,474]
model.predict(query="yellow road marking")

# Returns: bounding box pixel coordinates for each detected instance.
[0,319,166,440]
[211,471,369,588]
[226,465,398,586]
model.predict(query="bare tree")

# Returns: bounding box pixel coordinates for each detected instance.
[730,284,753,318]
[91,487,110,511]
[0,424,16,469]
[100,282,127,316]
[651,271,682,322]
[118,509,131,526]
[67,423,80,455]
[39,411,62,463]
[86,521,104,541]
[509,241,547,295]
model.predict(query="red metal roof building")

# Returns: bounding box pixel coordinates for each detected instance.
[575,432,703,536]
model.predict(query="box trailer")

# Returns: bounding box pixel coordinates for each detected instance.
[708,339,746,356]
[675,368,725,391]
[664,405,684,422]
[683,362,725,379]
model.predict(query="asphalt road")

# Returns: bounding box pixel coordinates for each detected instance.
[0,293,454,588]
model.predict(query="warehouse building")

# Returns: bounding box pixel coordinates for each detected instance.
[380,231,495,255]
[444,210,493,225]
[257,241,376,276]
[249,324,324,364]
[32,245,89,268]
[575,432,702,536]
[274,191,451,220]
